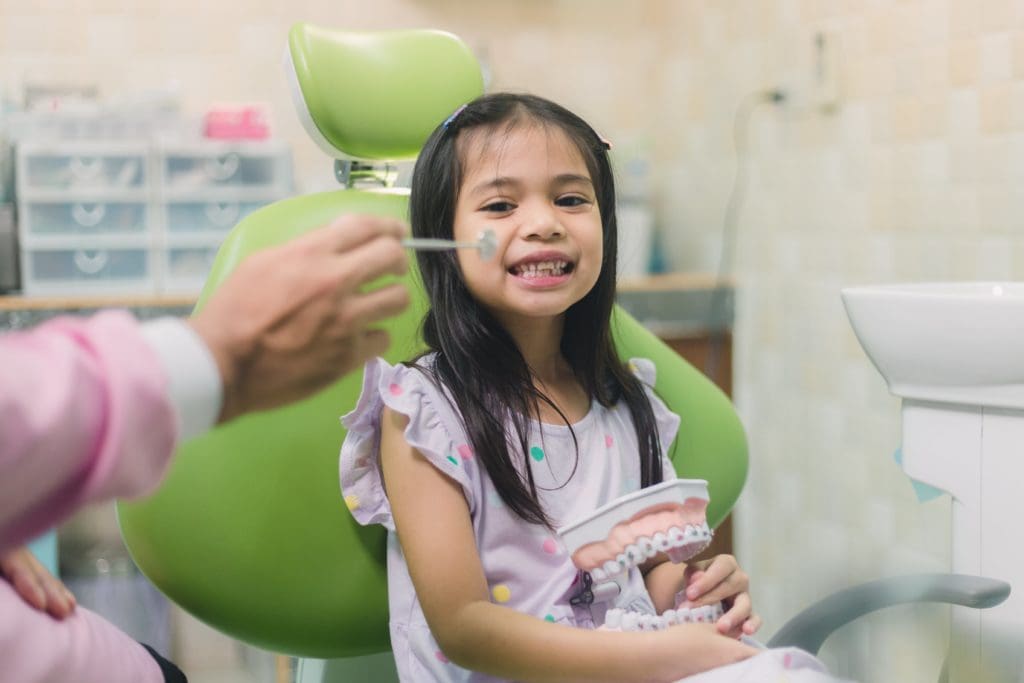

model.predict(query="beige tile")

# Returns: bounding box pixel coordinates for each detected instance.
[892,93,925,141]
[979,188,1019,233]
[980,0,1016,32]
[917,48,952,92]
[1011,31,1024,77]
[980,83,1014,133]
[865,8,900,56]
[951,0,983,38]
[979,31,1013,83]
[917,90,949,137]
[947,89,981,140]
[949,38,981,87]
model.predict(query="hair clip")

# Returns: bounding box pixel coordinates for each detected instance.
[442,104,468,130]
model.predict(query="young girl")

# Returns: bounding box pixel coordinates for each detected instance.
[340,93,844,682]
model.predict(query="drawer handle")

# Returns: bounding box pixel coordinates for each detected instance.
[114,159,141,186]
[73,250,109,275]
[204,202,239,226]
[71,203,107,227]
[69,157,103,181]
[203,153,240,181]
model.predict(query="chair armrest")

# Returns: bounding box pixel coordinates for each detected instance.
[766,573,1011,654]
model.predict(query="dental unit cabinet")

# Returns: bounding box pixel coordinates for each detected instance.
[843,282,1024,682]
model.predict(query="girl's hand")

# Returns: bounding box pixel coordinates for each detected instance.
[683,554,761,639]
[0,546,76,619]
[651,623,760,680]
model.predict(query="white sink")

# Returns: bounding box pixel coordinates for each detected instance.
[841,282,1024,410]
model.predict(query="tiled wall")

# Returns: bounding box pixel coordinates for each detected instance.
[6,1,1020,681]
[693,3,1021,681]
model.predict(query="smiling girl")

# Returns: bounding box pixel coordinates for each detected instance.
[339,93,841,683]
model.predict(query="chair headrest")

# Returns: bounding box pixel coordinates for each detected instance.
[285,23,485,161]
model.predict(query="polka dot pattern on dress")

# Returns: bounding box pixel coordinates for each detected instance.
[530,446,545,462]
[344,494,359,511]
[491,584,511,603]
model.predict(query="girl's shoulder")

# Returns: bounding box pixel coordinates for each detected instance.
[625,357,658,387]
[342,353,453,426]
[624,357,681,462]
[340,354,480,530]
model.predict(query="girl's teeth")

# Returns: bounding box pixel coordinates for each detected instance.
[516,261,567,277]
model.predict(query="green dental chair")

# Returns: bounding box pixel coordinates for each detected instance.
[117,24,1009,682]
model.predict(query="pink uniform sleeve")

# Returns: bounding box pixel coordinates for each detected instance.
[0,580,164,683]
[0,310,178,552]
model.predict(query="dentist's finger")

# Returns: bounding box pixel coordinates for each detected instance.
[335,282,411,331]
[318,215,407,254]
[1,548,75,618]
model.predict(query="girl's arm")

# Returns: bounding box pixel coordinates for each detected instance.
[381,407,757,683]
[641,554,761,640]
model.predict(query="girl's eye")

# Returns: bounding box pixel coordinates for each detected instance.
[482,201,515,213]
[556,195,591,208]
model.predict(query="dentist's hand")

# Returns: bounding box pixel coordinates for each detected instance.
[0,546,76,619]
[683,554,761,639]
[189,215,410,423]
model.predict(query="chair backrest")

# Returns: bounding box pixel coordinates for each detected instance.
[117,25,748,659]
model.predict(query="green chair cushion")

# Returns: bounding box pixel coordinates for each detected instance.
[289,24,484,160]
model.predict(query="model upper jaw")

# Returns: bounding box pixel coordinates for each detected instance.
[557,480,714,584]
[570,502,713,582]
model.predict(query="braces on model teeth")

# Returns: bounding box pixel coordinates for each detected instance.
[603,603,726,632]
[557,479,722,629]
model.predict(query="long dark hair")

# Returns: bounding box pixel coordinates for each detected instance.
[409,93,662,527]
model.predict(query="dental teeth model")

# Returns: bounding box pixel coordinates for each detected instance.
[557,479,721,629]
[402,228,497,260]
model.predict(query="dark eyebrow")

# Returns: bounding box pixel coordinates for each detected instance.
[553,173,594,188]
[468,177,519,196]
[468,173,594,196]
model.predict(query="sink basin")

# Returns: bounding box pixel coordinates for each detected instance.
[841,282,1024,410]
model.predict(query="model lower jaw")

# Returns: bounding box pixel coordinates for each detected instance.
[603,603,725,632]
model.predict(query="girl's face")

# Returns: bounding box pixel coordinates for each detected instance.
[452,123,604,330]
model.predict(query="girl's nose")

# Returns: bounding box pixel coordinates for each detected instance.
[522,211,565,242]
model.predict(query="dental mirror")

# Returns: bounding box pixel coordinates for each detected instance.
[402,228,497,260]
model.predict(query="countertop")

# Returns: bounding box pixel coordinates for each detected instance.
[0,295,196,331]
[616,273,733,336]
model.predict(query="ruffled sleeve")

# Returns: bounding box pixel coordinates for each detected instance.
[339,356,477,531]
[628,357,682,480]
